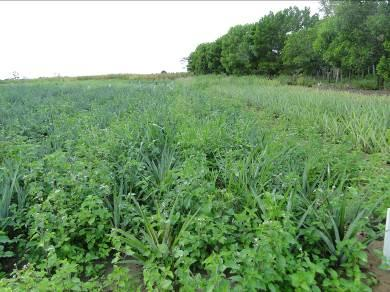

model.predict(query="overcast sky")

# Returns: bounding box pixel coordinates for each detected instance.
[0,1,320,79]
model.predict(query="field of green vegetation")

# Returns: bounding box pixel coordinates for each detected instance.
[0,75,389,290]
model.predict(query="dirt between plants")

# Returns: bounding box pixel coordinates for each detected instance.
[313,85,390,96]
[367,240,390,292]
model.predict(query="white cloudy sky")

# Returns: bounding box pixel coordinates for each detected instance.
[0,1,320,79]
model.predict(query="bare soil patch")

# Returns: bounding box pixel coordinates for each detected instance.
[367,241,390,292]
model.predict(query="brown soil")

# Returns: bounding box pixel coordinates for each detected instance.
[367,241,390,292]
[316,85,390,96]
[103,256,144,290]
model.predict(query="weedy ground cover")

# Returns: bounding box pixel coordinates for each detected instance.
[0,76,389,290]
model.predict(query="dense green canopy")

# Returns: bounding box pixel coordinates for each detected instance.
[187,1,390,88]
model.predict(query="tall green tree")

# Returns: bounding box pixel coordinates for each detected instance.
[377,41,390,84]
[319,0,337,17]
[253,7,318,75]
[187,41,225,75]
[187,43,209,74]
[366,1,390,88]
[187,1,390,84]
[314,1,390,85]
[282,27,322,75]
[205,39,225,74]
[312,16,338,71]
[220,24,256,75]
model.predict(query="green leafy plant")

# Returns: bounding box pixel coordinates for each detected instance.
[113,196,199,290]
[114,196,198,264]
[0,74,387,290]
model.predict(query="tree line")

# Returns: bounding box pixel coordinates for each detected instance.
[187,1,390,89]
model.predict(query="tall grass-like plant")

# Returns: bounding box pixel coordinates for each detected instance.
[113,196,198,264]
[142,143,176,190]
[296,164,378,265]
[313,197,371,265]
[228,146,269,195]
[0,161,26,260]
[0,75,388,289]
[0,161,26,223]
[0,174,16,221]
[136,123,178,197]
[105,190,123,229]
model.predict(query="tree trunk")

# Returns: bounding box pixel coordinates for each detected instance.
[372,64,375,76]
[377,75,384,90]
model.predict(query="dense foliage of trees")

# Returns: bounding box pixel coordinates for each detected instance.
[187,1,390,88]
